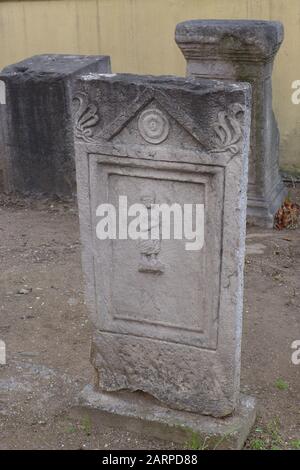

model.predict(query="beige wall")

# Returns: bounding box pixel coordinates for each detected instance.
[0,0,300,173]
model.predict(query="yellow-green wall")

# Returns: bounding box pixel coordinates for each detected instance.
[0,0,300,172]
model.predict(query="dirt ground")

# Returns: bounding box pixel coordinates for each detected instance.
[0,187,299,450]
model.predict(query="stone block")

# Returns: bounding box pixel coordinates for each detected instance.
[0,54,111,196]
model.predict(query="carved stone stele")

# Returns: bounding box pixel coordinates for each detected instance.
[176,20,286,227]
[73,73,256,448]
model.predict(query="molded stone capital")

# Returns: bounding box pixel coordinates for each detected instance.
[175,20,284,63]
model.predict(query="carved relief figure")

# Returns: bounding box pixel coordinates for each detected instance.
[138,193,165,273]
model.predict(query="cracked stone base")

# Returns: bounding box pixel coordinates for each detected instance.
[73,385,256,450]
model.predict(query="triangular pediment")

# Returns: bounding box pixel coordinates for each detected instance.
[100,89,211,151]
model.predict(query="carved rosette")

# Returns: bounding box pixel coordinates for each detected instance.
[72,92,99,142]
[138,108,170,144]
[211,103,245,154]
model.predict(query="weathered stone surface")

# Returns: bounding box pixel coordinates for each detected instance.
[0,80,7,192]
[75,385,256,449]
[176,20,286,227]
[0,54,111,196]
[0,103,6,192]
[73,73,252,421]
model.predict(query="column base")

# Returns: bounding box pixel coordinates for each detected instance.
[73,385,256,450]
[247,181,287,228]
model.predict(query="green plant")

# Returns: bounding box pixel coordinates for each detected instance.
[81,415,92,436]
[185,431,209,450]
[66,423,76,434]
[290,439,300,450]
[266,417,284,447]
[275,378,289,390]
[250,439,267,450]
[248,417,284,450]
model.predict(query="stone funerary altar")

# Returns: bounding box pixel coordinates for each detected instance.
[73,73,255,449]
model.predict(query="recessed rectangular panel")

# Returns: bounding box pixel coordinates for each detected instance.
[89,156,224,349]
[110,174,204,329]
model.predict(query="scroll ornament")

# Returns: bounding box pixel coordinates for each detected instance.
[73,92,99,142]
[211,103,245,154]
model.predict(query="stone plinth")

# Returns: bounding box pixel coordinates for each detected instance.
[73,73,255,448]
[75,386,256,450]
[0,54,111,196]
[176,20,286,227]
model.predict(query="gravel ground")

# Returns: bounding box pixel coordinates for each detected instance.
[0,188,299,450]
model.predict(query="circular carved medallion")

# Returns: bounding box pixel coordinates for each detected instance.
[138,108,169,144]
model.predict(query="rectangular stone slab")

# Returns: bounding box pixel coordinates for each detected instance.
[73,73,251,418]
[74,385,256,450]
